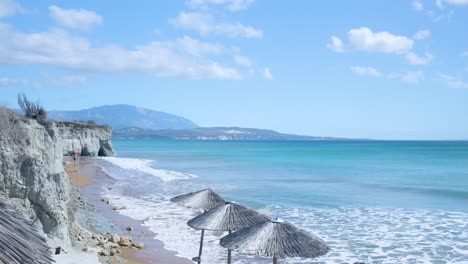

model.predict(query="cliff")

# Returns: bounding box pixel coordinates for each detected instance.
[43,121,115,157]
[0,110,114,245]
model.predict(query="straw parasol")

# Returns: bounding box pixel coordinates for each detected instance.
[0,202,54,264]
[188,201,270,264]
[171,188,225,211]
[170,189,225,263]
[220,218,330,264]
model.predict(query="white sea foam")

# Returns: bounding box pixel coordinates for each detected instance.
[103,187,468,264]
[99,157,196,182]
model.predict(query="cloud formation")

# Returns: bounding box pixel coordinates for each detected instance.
[413,29,430,40]
[327,27,413,54]
[437,0,468,7]
[176,36,223,56]
[350,66,424,84]
[328,27,433,65]
[405,52,433,65]
[0,77,26,87]
[401,71,424,83]
[187,0,254,11]
[350,66,382,77]
[413,0,424,10]
[0,0,23,18]
[263,67,273,80]
[49,5,102,31]
[440,74,468,88]
[0,23,242,80]
[170,12,262,38]
[234,55,252,66]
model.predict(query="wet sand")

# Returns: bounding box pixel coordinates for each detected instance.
[69,158,191,264]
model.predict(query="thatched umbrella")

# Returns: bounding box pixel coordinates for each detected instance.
[0,202,54,264]
[220,218,330,264]
[170,189,225,263]
[171,188,225,211]
[188,202,270,264]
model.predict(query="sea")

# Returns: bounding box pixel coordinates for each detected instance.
[97,140,468,264]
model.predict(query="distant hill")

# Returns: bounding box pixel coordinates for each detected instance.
[48,104,198,130]
[113,127,346,141]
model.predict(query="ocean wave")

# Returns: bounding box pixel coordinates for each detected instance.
[99,157,197,182]
[102,191,266,264]
[101,187,468,264]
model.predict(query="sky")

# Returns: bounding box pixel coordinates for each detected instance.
[0,0,467,140]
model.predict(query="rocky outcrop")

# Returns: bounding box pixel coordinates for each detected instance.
[0,115,114,245]
[43,121,115,157]
[0,119,71,242]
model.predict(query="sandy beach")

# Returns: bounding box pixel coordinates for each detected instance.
[64,157,191,264]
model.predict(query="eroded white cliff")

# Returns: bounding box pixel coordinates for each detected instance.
[0,117,114,245]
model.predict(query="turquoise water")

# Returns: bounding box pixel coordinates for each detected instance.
[99,140,468,263]
[111,140,468,211]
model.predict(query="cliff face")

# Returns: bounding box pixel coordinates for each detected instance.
[0,117,114,244]
[44,121,115,157]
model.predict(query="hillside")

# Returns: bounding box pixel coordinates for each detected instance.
[112,127,344,141]
[48,104,198,130]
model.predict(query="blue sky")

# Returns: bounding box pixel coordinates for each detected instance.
[0,0,467,140]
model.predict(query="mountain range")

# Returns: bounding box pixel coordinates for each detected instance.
[48,104,197,130]
[47,104,349,141]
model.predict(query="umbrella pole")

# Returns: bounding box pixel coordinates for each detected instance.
[227,230,232,264]
[273,256,277,264]
[197,229,205,263]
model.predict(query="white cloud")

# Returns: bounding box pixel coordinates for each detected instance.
[350,66,382,77]
[405,52,433,65]
[413,0,424,10]
[0,77,26,87]
[401,71,424,83]
[263,67,272,80]
[326,36,344,53]
[0,23,242,80]
[49,5,102,31]
[187,0,254,11]
[413,29,431,40]
[0,0,23,18]
[176,36,223,56]
[328,27,413,54]
[350,66,424,84]
[440,74,468,88]
[328,27,435,65]
[170,12,262,38]
[461,51,468,56]
[437,0,468,7]
[234,55,252,66]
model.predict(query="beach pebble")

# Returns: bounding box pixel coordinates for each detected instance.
[133,242,144,249]
[119,237,132,247]
[99,250,110,256]
[109,250,116,256]
[110,234,120,243]
[126,226,133,231]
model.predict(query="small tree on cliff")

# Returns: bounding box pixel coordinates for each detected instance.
[17,94,47,121]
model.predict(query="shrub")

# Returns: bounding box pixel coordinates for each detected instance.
[87,120,96,125]
[17,94,47,121]
[0,106,25,143]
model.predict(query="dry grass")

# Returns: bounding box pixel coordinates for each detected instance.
[0,106,25,144]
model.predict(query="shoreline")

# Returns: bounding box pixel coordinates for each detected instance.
[65,157,191,264]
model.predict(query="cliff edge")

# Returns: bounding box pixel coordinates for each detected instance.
[0,109,114,245]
